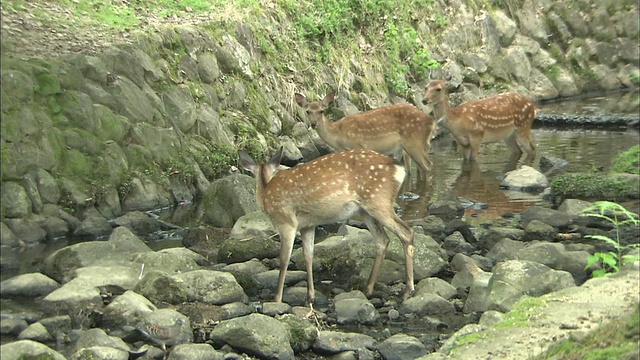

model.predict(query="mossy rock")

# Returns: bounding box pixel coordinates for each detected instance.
[551,172,640,205]
[611,145,640,175]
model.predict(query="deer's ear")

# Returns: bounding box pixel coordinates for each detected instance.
[238,150,258,174]
[295,93,307,107]
[269,147,284,167]
[323,93,336,107]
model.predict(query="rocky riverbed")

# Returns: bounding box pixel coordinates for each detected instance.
[1,185,639,359]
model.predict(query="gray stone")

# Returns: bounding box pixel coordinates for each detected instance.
[334,291,379,325]
[485,260,576,312]
[113,211,161,236]
[134,270,189,305]
[102,290,156,331]
[5,218,47,244]
[210,313,294,360]
[523,220,558,241]
[491,10,516,47]
[478,310,505,327]
[252,269,307,291]
[222,258,269,276]
[0,222,20,247]
[1,182,32,218]
[167,343,225,360]
[71,346,129,360]
[17,322,53,342]
[0,317,29,336]
[277,313,318,353]
[41,278,103,326]
[131,251,199,276]
[230,211,277,240]
[203,174,257,228]
[377,334,427,360]
[520,206,577,229]
[313,330,376,354]
[174,270,246,305]
[415,277,458,300]
[73,328,131,353]
[400,293,455,315]
[462,270,493,313]
[197,53,221,84]
[0,340,66,360]
[163,87,197,132]
[21,173,43,214]
[500,166,548,191]
[43,226,153,282]
[218,236,280,263]
[486,238,525,265]
[558,199,592,216]
[0,273,60,297]
[73,214,113,239]
[260,302,292,317]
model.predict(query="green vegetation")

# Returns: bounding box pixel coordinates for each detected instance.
[281,0,440,95]
[581,201,640,277]
[550,173,639,203]
[534,305,639,360]
[611,145,640,174]
[551,146,640,204]
[494,296,548,328]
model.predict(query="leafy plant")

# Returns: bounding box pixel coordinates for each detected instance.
[581,201,640,277]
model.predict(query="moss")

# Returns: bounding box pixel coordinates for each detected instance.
[551,173,640,204]
[611,145,640,175]
[59,149,93,180]
[495,296,547,328]
[34,71,62,97]
[454,331,487,346]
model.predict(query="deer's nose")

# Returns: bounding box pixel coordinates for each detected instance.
[310,121,318,129]
[421,98,429,105]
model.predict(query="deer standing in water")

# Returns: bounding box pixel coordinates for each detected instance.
[295,93,436,183]
[238,148,416,308]
[422,80,536,163]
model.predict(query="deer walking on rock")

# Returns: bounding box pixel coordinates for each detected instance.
[238,148,416,308]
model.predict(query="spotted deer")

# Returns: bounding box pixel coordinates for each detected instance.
[238,147,416,308]
[422,80,536,163]
[295,93,436,182]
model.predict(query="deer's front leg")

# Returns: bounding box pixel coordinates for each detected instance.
[275,226,297,303]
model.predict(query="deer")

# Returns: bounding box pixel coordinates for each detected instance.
[238,147,416,309]
[295,93,436,183]
[422,80,536,163]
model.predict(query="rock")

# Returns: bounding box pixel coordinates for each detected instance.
[73,328,131,353]
[71,346,129,360]
[478,310,505,327]
[451,256,490,291]
[260,302,292,316]
[477,227,524,252]
[334,290,379,325]
[0,273,60,297]
[442,231,477,256]
[218,236,280,263]
[486,238,526,265]
[427,195,465,221]
[0,222,20,248]
[415,277,458,300]
[210,313,294,360]
[158,247,209,266]
[113,211,161,235]
[520,206,577,229]
[134,270,189,305]
[70,265,141,289]
[252,249,290,284]
[221,258,269,276]
[0,317,29,336]
[41,278,103,326]
[377,334,428,360]
[38,315,72,342]
[523,220,558,241]
[277,313,319,353]
[485,260,576,312]
[399,293,455,316]
[558,199,593,216]
[167,343,225,360]
[73,213,113,239]
[131,251,199,275]
[1,182,32,218]
[230,211,277,240]
[17,322,53,342]
[101,290,157,331]
[462,270,493,313]
[202,174,257,228]
[313,331,376,355]
[500,166,549,192]
[0,340,66,360]
[4,218,47,244]
[539,154,569,174]
[173,270,247,305]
